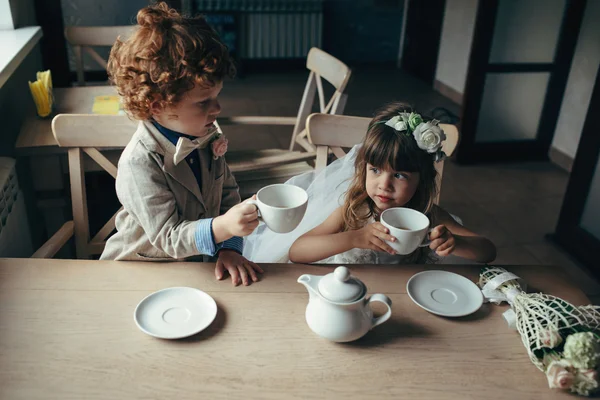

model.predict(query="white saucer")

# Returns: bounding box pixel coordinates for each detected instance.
[406,271,483,317]
[134,287,217,339]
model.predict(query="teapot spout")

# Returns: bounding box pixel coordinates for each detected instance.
[298,274,319,298]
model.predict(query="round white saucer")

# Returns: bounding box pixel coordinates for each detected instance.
[134,287,217,339]
[406,271,483,317]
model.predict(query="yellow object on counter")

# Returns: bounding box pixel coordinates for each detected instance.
[28,70,53,118]
[92,95,124,115]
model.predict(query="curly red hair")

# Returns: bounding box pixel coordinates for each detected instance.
[107,2,235,120]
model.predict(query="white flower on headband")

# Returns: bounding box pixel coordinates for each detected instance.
[379,112,447,162]
[412,120,446,156]
[384,112,425,133]
[385,114,409,131]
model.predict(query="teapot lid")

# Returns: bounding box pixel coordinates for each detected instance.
[318,266,365,303]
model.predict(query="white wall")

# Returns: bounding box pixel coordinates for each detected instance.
[0,0,14,29]
[488,0,564,64]
[551,0,600,160]
[434,0,477,94]
[475,72,550,142]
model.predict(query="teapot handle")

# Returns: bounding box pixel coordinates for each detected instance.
[368,294,392,329]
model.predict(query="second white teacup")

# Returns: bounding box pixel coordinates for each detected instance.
[380,207,431,255]
[246,184,308,233]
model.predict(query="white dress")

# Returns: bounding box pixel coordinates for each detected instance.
[243,145,455,265]
[320,247,421,264]
[318,218,438,264]
[244,146,360,263]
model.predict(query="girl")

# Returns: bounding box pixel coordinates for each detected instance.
[243,102,495,264]
[289,102,496,264]
[100,3,262,286]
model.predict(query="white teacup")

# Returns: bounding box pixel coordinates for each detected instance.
[246,184,308,233]
[380,208,431,255]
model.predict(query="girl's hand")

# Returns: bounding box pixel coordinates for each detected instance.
[429,225,456,256]
[352,222,397,255]
[215,250,264,286]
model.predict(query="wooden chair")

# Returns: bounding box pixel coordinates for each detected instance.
[219,47,351,194]
[31,26,133,255]
[305,113,460,204]
[64,26,136,85]
[32,114,136,258]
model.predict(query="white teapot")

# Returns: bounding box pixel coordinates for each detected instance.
[297,266,392,342]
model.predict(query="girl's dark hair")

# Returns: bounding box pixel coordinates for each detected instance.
[342,102,438,231]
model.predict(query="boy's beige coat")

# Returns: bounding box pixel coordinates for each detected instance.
[100,121,240,261]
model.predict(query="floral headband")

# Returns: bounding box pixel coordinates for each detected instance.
[375,112,447,162]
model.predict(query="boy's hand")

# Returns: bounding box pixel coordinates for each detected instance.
[213,196,259,241]
[352,222,397,255]
[429,225,456,256]
[215,250,264,286]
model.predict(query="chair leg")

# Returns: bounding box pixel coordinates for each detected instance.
[68,148,91,259]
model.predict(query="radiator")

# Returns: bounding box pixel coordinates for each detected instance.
[0,158,33,257]
[244,12,322,58]
[196,0,323,59]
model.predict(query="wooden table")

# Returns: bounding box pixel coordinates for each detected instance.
[15,86,129,156]
[14,86,132,241]
[0,259,590,399]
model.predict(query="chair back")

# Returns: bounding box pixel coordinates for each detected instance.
[290,47,352,152]
[306,113,460,204]
[52,114,136,258]
[65,26,136,85]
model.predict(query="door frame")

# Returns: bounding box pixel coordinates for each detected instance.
[552,64,600,273]
[400,0,445,85]
[33,0,71,87]
[456,0,587,164]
